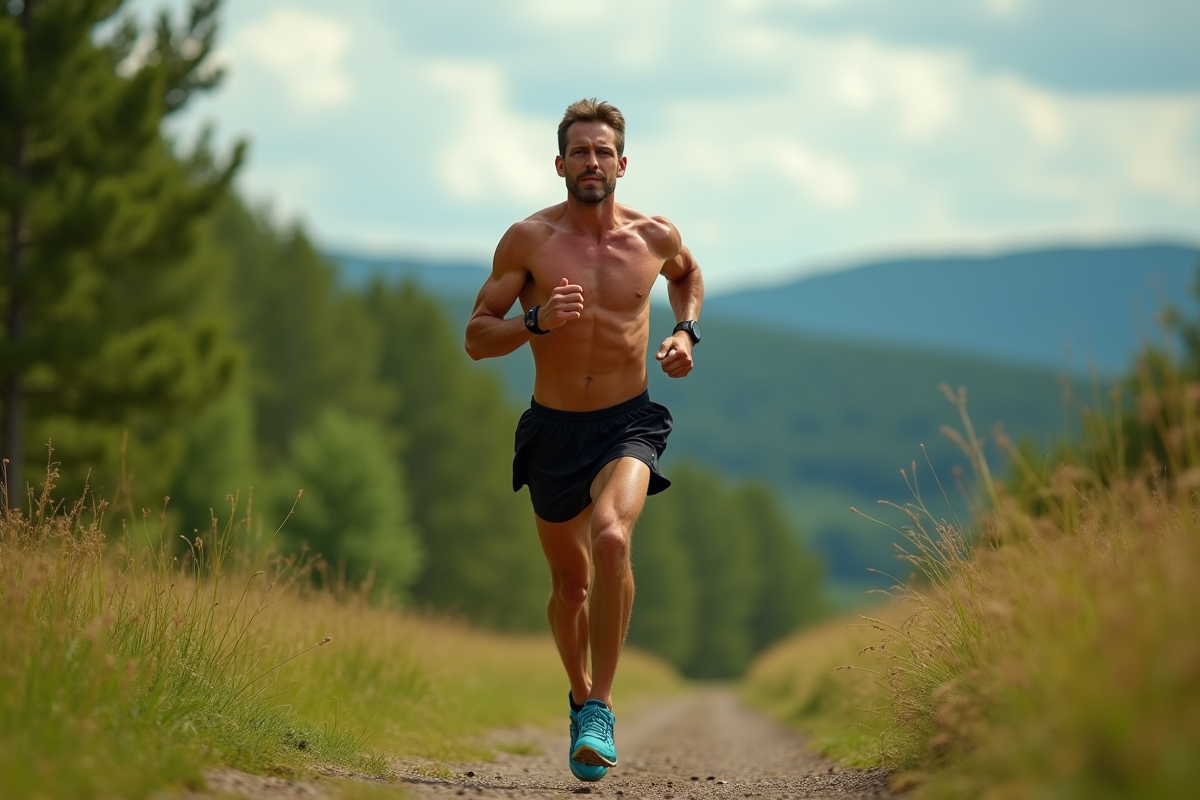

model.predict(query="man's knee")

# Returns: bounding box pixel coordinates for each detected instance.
[550,572,589,607]
[592,523,631,574]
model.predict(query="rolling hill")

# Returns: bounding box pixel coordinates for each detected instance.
[325,244,1181,604]
[330,242,1199,375]
[706,243,1198,374]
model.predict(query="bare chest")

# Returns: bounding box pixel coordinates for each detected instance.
[528,233,662,314]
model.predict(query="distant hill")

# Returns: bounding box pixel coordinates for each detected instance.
[328,251,489,297]
[706,244,1199,374]
[328,243,1199,375]
[381,290,1080,601]
[323,244,1179,604]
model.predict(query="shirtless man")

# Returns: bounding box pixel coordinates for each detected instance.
[464,99,703,782]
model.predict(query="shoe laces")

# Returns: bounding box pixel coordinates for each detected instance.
[578,705,613,744]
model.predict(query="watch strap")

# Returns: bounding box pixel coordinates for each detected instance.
[673,319,700,344]
[525,305,550,335]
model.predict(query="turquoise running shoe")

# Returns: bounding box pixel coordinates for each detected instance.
[569,696,608,782]
[571,699,618,768]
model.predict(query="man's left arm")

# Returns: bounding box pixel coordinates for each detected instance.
[656,242,703,378]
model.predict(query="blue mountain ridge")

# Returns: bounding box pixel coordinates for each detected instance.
[328,243,1199,375]
[706,243,1199,375]
[324,244,1197,602]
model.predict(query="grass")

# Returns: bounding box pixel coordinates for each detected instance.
[0,462,680,799]
[742,603,910,767]
[745,367,1200,798]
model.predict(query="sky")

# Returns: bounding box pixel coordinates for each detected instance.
[132,0,1200,291]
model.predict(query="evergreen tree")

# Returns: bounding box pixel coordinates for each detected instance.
[363,281,547,629]
[739,482,825,652]
[627,490,698,669]
[213,198,392,466]
[0,0,243,506]
[170,375,256,537]
[273,409,423,598]
[672,464,759,678]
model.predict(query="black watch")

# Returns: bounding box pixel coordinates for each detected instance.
[525,305,550,335]
[673,320,701,345]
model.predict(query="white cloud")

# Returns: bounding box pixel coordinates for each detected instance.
[235,9,353,110]
[985,0,1025,19]
[885,52,959,138]
[166,0,1200,288]
[752,138,858,207]
[1001,78,1069,146]
[427,61,557,205]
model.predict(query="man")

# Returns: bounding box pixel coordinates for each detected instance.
[464,98,703,782]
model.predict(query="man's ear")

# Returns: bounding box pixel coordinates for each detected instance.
[555,155,566,177]
[617,155,627,177]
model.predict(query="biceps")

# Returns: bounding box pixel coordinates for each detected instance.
[661,246,697,282]
[472,270,526,320]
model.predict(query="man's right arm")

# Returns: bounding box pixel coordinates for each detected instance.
[464,225,535,361]
[464,224,586,360]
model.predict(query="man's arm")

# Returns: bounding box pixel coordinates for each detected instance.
[654,243,703,377]
[464,224,584,361]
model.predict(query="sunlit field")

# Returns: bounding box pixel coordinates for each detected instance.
[746,366,1200,798]
[0,475,680,800]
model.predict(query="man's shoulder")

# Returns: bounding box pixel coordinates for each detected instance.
[495,206,567,269]
[618,206,681,260]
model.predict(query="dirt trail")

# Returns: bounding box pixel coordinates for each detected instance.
[393,687,894,800]
[197,688,894,799]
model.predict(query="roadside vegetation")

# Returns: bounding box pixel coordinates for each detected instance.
[745,273,1200,798]
[0,472,679,799]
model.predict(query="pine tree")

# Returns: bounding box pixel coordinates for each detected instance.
[273,408,423,599]
[739,482,825,651]
[363,280,547,630]
[0,0,243,506]
[627,490,698,669]
[213,197,393,466]
[672,464,759,678]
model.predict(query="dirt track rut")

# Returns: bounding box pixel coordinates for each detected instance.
[392,687,894,800]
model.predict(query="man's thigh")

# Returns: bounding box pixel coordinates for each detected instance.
[535,509,592,587]
[589,457,652,535]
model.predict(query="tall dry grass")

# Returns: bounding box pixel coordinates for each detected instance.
[0,462,372,799]
[856,371,1200,798]
[0,455,681,799]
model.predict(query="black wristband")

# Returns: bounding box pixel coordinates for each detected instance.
[525,305,550,335]
[673,319,701,345]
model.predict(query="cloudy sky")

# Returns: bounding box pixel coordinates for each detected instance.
[136,0,1200,291]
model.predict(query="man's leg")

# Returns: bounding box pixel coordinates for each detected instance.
[535,511,594,708]
[585,456,651,709]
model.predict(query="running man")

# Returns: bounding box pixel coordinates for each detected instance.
[464,98,703,782]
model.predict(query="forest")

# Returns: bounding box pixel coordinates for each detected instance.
[0,0,823,678]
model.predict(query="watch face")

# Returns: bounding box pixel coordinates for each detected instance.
[689,321,702,343]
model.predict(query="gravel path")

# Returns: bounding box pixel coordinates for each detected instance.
[393,687,895,800]
[194,688,895,799]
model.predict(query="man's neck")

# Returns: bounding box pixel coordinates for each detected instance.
[564,195,619,240]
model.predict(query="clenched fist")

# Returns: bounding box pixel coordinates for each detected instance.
[537,278,585,330]
[655,333,693,378]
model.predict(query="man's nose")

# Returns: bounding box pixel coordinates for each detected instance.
[585,150,600,168]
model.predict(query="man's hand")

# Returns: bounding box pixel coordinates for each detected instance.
[655,333,694,378]
[539,278,585,330]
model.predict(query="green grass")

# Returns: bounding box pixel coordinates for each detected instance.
[742,603,911,768]
[0,469,680,799]
[745,374,1200,797]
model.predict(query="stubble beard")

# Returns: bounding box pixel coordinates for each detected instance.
[568,171,616,204]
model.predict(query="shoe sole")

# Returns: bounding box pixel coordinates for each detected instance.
[572,744,617,768]
[569,764,608,782]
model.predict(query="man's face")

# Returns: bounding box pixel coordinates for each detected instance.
[556,121,626,204]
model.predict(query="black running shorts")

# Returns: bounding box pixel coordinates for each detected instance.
[512,391,673,523]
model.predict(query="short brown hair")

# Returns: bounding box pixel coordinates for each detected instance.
[558,98,626,157]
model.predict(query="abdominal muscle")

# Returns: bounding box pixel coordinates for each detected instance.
[530,305,650,411]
